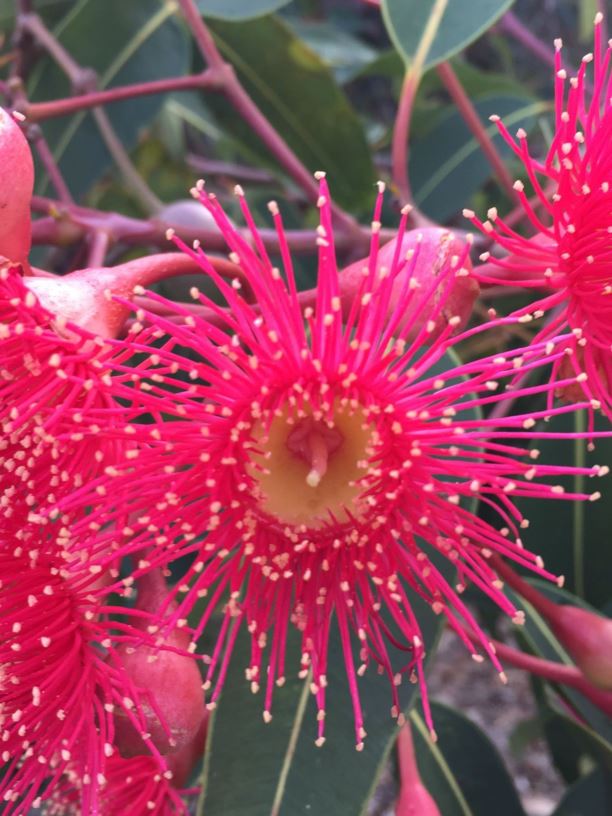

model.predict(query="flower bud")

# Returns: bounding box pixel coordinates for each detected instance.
[395,724,440,816]
[166,712,209,788]
[113,571,206,757]
[0,108,34,266]
[25,253,201,337]
[340,228,478,341]
[548,605,612,691]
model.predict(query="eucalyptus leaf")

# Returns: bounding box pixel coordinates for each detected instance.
[411,701,526,816]
[197,0,293,21]
[199,592,443,816]
[382,0,516,70]
[553,769,612,816]
[206,15,376,212]
[409,94,547,221]
[514,411,612,610]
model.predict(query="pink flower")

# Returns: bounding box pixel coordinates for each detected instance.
[464,15,612,414]
[0,526,167,814]
[62,176,607,748]
[44,715,207,816]
[0,255,198,524]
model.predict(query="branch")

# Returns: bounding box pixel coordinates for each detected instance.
[176,0,366,244]
[30,195,396,255]
[460,624,612,717]
[24,72,222,121]
[435,61,516,201]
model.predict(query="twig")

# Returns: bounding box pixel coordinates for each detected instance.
[176,0,366,245]
[436,61,516,201]
[24,72,222,121]
[19,12,96,93]
[92,107,162,214]
[29,125,73,203]
[30,195,397,255]
[458,623,612,717]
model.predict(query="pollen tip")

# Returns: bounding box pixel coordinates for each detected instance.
[165,228,175,241]
[314,170,327,180]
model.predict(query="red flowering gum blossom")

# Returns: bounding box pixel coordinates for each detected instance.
[114,571,206,757]
[0,254,201,523]
[465,15,612,415]
[0,533,163,815]
[341,225,478,341]
[56,174,612,749]
[0,108,34,267]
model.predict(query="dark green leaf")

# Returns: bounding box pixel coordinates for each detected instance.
[514,411,612,610]
[382,0,516,70]
[285,19,379,83]
[206,15,376,211]
[553,770,612,816]
[199,596,442,816]
[411,701,526,816]
[28,0,190,200]
[197,0,292,21]
[409,94,547,221]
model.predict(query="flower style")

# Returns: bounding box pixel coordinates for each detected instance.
[0,525,173,815]
[464,14,612,414]
[60,176,607,749]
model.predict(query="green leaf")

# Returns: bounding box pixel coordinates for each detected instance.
[28,0,190,200]
[514,411,612,610]
[199,595,443,816]
[411,702,526,816]
[382,0,516,70]
[553,770,611,816]
[284,19,379,84]
[409,94,548,222]
[197,0,292,21]
[206,15,376,212]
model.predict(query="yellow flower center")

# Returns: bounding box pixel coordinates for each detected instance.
[248,404,374,529]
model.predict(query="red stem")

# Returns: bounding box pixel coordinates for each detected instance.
[31,127,73,203]
[25,72,221,121]
[30,195,396,254]
[436,62,516,201]
[176,0,365,244]
[460,624,612,717]
[391,70,418,205]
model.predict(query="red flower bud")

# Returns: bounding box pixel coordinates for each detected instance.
[548,605,612,691]
[113,571,206,757]
[493,557,612,690]
[340,227,478,341]
[166,713,209,788]
[395,724,440,816]
[0,108,34,267]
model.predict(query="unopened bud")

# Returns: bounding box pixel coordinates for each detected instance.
[0,108,34,267]
[549,605,612,690]
[113,571,206,757]
[340,228,478,342]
